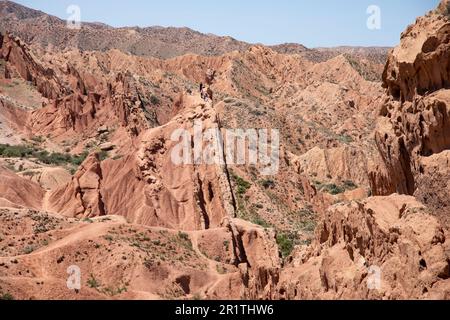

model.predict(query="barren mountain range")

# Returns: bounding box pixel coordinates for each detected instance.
[0,0,449,300]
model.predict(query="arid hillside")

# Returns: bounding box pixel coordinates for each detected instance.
[0,0,449,300]
[0,0,389,63]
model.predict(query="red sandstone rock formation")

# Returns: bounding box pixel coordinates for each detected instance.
[280,196,450,299]
[370,1,450,229]
[47,100,235,230]
[1,0,450,301]
[0,166,44,209]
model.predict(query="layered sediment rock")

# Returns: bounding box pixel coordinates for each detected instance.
[47,100,235,230]
[0,166,44,209]
[280,195,450,299]
[370,1,450,226]
[0,33,63,99]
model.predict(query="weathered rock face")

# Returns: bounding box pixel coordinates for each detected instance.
[47,99,236,230]
[370,1,450,225]
[280,195,450,300]
[0,32,161,149]
[371,91,450,195]
[48,153,105,218]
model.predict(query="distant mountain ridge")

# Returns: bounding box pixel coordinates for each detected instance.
[0,0,390,62]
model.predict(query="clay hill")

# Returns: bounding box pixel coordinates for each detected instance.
[0,0,449,300]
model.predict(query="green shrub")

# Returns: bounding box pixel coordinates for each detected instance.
[251,215,271,228]
[314,181,345,195]
[98,150,109,161]
[216,265,226,274]
[0,293,14,300]
[323,184,345,195]
[276,232,295,258]
[30,136,45,143]
[0,144,34,158]
[150,95,160,105]
[35,150,72,165]
[22,171,37,177]
[71,151,89,166]
[178,231,190,241]
[177,232,193,251]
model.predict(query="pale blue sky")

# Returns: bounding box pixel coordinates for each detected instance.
[14,0,440,47]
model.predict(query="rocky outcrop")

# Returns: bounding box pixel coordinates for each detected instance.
[0,32,159,145]
[19,167,72,190]
[226,219,281,299]
[196,218,281,299]
[280,195,450,299]
[2,0,450,301]
[383,3,450,102]
[292,145,369,187]
[370,1,450,224]
[28,68,155,141]
[0,166,44,209]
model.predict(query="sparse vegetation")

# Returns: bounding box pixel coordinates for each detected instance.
[322,183,345,195]
[314,180,358,195]
[337,134,354,144]
[32,214,58,234]
[343,180,357,190]
[150,94,160,105]
[83,218,94,224]
[251,215,272,228]
[344,54,380,82]
[0,144,89,167]
[276,232,295,258]
[101,284,128,296]
[260,179,276,189]
[23,245,35,254]
[232,173,251,196]
[21,170,38,177]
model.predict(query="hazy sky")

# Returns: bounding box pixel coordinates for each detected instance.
[14,0,440,48]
